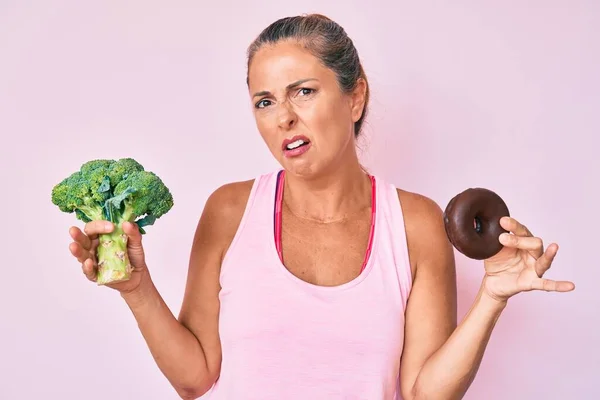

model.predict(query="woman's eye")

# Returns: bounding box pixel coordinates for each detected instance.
[256,99,271,109]
[298,88,314,96]
[255,89,314,109]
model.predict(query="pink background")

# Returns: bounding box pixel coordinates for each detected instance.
[1,1,597,399]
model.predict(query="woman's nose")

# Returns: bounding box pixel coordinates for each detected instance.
[277,102,297,130]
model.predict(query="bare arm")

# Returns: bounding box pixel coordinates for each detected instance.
[398,191,506,400]
[121,181,251,399]
[121,274,214,399]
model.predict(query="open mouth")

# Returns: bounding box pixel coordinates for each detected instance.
[285,139,309,150]
[282,135,311,152]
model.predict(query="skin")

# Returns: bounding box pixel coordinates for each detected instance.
[67,39,575,399]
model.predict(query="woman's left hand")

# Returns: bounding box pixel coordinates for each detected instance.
[482,216,575,303]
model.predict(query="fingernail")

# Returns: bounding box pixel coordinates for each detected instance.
[104,222,112,230]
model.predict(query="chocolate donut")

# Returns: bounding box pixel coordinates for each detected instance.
[443,188,510,260]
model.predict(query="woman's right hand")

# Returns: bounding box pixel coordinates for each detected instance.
[68,220,149,294]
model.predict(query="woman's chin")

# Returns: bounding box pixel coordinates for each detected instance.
[281,157,320,177]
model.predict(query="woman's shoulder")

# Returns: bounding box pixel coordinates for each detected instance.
[192,178,258,262]
[204,178,256,223]
[395,188,444,223]
[393,187,453,273]
[204,169,281,217]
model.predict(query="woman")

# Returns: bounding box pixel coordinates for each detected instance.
[67,14,575,400]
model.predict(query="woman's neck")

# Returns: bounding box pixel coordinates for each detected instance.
[282,160,372,223]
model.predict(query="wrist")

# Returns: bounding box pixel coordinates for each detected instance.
[478,282,509,314]
[120,271,155,308]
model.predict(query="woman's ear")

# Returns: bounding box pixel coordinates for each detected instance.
[350,78,368,123]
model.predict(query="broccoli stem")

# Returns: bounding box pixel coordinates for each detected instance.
[95,222,133,285]
[79,203,104,222]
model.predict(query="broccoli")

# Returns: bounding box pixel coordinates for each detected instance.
[51,158,174,285]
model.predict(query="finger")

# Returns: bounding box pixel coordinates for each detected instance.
[69,241,91,264]
[69,226,91,251]
[530,277,575,292]
[83,220,114,240]
[499,233,544,258]
[122,221,143,250]
[534,243,558,277]
[82,258,97,282]
[500,216,533,237]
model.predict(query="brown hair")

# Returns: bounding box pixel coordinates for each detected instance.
[246,14,370,138]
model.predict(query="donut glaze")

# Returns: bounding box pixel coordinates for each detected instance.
[443,188,510,260]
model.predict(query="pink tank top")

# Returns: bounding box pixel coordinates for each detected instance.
[204,170,413,399]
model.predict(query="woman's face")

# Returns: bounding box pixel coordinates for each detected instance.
[247,40,366,178]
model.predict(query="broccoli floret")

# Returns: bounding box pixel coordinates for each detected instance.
[108,158,144,186]
[113,170,174,229]
[81,159,116,204]
[52,170,105,221]
[51,158,174,285]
